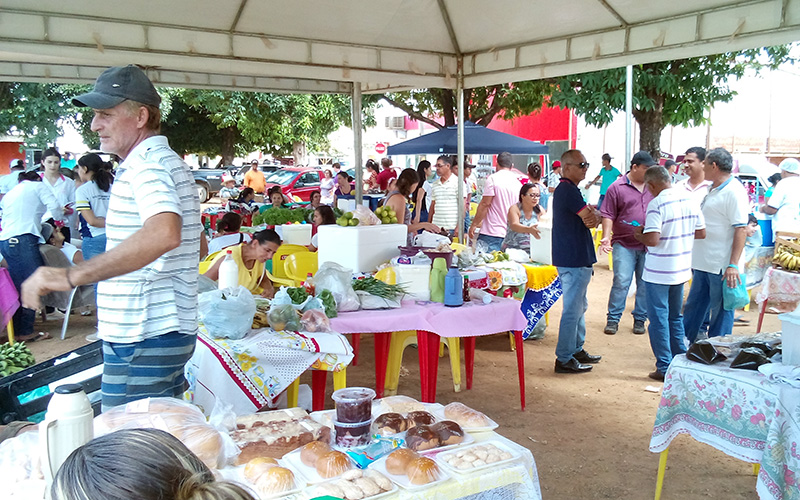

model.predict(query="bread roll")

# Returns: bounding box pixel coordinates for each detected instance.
[243,457,279,482]
[443,402,490,428]
[178,424,225,469]
[316,450,352,479]
[406,457,441,485]
[431,420,465,446]
[405,425,440,451]
[254,466,295,495]
[385,448,419,475]
[372,412,407,436]
[405,411,436,429]
[300,440,331,467]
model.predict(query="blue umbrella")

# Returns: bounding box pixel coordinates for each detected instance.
[387,121,549,155]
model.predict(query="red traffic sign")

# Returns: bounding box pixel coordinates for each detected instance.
[375,143,387,155]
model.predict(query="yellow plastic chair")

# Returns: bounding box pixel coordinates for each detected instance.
[286,368,347,409]
[590,227,613,270]
[384,330,462,395]
[199,250,294,287]
[272,244,310,280]
[285,253,319,286]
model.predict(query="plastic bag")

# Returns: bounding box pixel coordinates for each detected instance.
[315,262,360,312]
[0,428,43,487]
[273,286,313,311]
[267,304,301,331]
[198,286,256,340]
[302,296,325,313]
[723,274,749,310]
[414,231,451,249]
[353,205,381,225]
[356,290,401,309]
[300,309,331,332]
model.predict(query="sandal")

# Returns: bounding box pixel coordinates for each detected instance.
[16,331,52,343]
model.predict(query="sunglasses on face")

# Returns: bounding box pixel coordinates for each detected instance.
[566,162,590,169]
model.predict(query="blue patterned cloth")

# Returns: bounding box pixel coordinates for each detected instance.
[520,276,562,339]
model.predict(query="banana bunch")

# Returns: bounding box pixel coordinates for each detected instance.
[0,342,36,378]
[774,247,800,271]
[482,250,510,263]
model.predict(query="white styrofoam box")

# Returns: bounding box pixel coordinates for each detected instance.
[317,224,408,273]
[529,222,552,265]
[781,311,800,365]
[395,264,431,301]
[274,224,312,245]
[335,197,370,212]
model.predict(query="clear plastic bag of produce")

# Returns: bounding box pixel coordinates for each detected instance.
[356,290,401,309]
[314,262,360,312]
[198,286,256,340]
[0,428,44,493]
[300,309,331,332]
[353,205,381,225]
[272,286,312,311]
[267,304,301,331]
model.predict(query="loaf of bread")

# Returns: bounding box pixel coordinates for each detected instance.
[254,466,295,495]
[377,395,424,414]
[406,457,441,485]
[443,402,491,428]
[231,408,331,464]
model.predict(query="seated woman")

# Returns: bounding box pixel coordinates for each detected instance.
[308,190,322,209]
[51,428,255,500]
[383,169,441,245]
[260,186,292,213]
[332,171,354,208]
[502,183,544,252]
[42,222,83,265]
[207,212,252,255]
[307,205,336,251]
[203,229,282,297]
[226,187,258,214]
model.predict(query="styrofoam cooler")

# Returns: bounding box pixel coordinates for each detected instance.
[529,222,552,265]
[394,264,431,300]
[780,311,800,365]
[317,224,407,273]
[274,224,312,245]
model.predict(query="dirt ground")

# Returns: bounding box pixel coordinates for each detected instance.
[27,262,781,500]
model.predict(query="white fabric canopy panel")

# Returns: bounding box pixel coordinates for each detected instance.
[0,0,798,92]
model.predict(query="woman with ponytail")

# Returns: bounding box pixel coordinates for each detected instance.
[75,153,114,260]
[51,428,256,500]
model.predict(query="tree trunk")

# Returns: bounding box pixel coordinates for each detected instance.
[293,141,307,166]
[631,92,665,160]
[221,126,236,165]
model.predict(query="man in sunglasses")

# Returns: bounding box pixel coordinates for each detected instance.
[551,149,602,373]
[598,151,656,337]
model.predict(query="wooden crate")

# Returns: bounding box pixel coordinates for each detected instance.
[773,232,800,271]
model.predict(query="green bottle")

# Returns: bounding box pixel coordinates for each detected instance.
[430,257,447,303]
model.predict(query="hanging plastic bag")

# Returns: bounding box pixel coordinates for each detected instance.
[198,286,256,340]
[723,274,749,310]
[315,262,360,312]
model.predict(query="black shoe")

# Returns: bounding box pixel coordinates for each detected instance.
[604,321,618,335]
[574,349,602,364]
[648,370,665,382]
[554,358,593,373]
[633,319,646,335]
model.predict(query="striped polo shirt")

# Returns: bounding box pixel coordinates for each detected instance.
[642,187,705,285]
[97,136,201,344]
[430,174,460,230]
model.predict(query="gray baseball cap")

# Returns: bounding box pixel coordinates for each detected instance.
[72,65,161,109]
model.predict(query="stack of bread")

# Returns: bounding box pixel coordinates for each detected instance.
[383,448,442,485]
[230,408,331,463]
[241,457,296,496]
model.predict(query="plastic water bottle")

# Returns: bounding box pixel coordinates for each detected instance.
[218,250,239,291]
[444,264,464,307]
[429,258,447,303]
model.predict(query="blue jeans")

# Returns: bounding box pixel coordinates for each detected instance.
[0,234,45,337]
[556,266,593,363]
[81,233,106,261]
[607,243,647,324]
[645,281,687,373]
[477,234,504,252]
[683,269,734,343]
[596,194,605,210]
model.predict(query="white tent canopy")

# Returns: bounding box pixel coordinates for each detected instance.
[1,0,798,93]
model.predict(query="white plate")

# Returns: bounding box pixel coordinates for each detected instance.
[303,473,399,500]
[216,461,304,499]
[282,447,356,484]
[370,453,451,490]
[429,407,499,433]
[434,439,521,475]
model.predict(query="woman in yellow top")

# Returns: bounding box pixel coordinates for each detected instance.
[203,229,282,297]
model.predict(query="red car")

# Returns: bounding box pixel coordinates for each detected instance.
[263,167,322,202]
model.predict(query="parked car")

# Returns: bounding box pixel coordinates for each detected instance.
[192,166,238,202]
[263,167,322,202]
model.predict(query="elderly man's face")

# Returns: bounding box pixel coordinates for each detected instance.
[91,103,143,158]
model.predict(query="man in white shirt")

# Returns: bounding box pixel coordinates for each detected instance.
[634,166,705,381]
[761,158,800,234]
[682,148,748,343]
[0,159,24,199]
[428,155,460,235]
[676,147,713,207]
[22,65,201,410]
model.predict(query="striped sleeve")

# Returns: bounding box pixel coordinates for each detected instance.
[131,162,182,221]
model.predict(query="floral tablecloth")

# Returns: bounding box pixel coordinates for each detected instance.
[757,267,800,314]
[185,326,353,416]
[650,355,800,500]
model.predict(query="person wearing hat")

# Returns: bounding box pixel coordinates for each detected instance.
[584,153,621,210]
[598,151,656,336]
[0,159,25,200]
[683,148,748,343]
[546,160,562,194]
[244,159,266,195]
[218,173,239,203]
[761,158,800,235]
[20,64,202,411]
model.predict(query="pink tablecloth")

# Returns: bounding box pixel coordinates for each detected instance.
[0,268,19,329]
[330,297,527,338]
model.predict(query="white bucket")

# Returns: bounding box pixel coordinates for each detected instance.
[780,311,800,365]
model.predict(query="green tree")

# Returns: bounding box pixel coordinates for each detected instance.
[549,46,795,158]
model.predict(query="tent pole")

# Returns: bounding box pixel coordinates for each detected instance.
[456,67,465,244]
[352,83,363,205]
[625,65,633,168]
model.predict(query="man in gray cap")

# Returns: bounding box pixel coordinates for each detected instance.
[21,65,201,410]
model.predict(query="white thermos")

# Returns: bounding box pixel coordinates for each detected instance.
[40,384,94,485]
